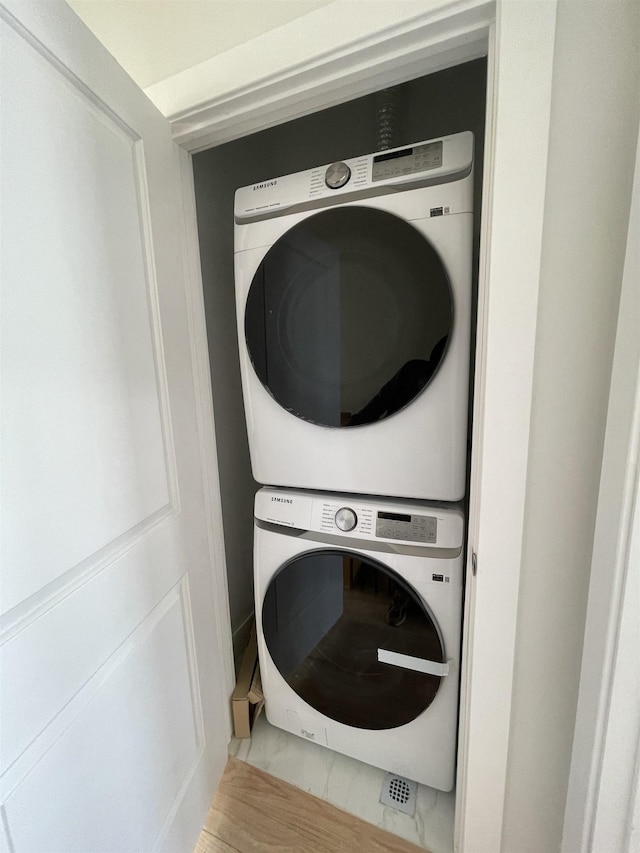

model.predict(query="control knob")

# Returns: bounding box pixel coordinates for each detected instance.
[335,507,357,532]
[325,161,351,189]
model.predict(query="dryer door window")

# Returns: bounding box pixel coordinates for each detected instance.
[244,207,453,427]
[261,549,447,730]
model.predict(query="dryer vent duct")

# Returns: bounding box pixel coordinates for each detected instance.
[375,87,400,151]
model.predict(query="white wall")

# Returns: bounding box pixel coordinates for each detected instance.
[501,2,640,851]
[562,125,640,853]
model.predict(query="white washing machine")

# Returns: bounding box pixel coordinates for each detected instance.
[235,132,474,501]
[253,486,464,791]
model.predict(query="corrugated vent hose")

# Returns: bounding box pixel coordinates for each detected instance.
[375,87,400,151]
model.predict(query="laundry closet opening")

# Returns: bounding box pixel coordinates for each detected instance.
[193,59,486,657]
[191,55,487,846]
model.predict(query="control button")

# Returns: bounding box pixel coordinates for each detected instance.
[335,507,357,532]
[325,162,351,189]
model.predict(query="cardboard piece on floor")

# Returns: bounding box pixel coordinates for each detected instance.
[231,622,264,738]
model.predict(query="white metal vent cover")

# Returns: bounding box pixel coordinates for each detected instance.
[379,772,417,816]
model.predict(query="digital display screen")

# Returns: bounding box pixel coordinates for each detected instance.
[371,141,444,183]
[377,511,412,523]
[373,148,413,164]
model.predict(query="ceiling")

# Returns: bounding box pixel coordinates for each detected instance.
[66,0,334,90]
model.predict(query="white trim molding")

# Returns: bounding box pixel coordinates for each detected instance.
[456,1,558,849]
[175,144,236,707]
[147,0,493,151]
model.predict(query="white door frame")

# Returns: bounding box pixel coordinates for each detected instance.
[172,1,558,850]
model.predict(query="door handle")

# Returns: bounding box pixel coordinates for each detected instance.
[377,648,450,677]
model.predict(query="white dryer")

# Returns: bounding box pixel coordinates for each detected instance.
[235,132,474,501]
[253,487,464,791]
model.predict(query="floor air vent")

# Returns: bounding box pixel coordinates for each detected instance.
[379,772,417,816]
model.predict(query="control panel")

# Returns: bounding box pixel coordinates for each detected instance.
[318,500,374,537]
[314,499,439,544]
[371,141,443,182]
[254,488,464,550]
[375,510,437,544]
[235,131,473,222]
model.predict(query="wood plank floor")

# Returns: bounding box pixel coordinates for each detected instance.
[195,757,428,852]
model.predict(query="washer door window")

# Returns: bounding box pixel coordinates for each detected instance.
[261,550,447,730]
[245,207,453,427]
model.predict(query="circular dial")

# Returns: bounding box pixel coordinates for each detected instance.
[325,161,351,189]
[335,507,357,532]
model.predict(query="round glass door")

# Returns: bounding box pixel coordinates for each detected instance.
[261,550,446,730]
[245,207,453,427]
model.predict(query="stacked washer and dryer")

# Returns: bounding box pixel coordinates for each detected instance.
[233,131,474,792]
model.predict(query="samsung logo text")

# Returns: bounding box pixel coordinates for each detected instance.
[253,180,277,191]
[271,496,293,504]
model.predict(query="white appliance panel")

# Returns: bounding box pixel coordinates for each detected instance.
[236,211,471,500]
[234,132,474,501]
[235,132,473,223]
[254,488,464,791]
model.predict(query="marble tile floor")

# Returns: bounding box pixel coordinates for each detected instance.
[229,714,455,853]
